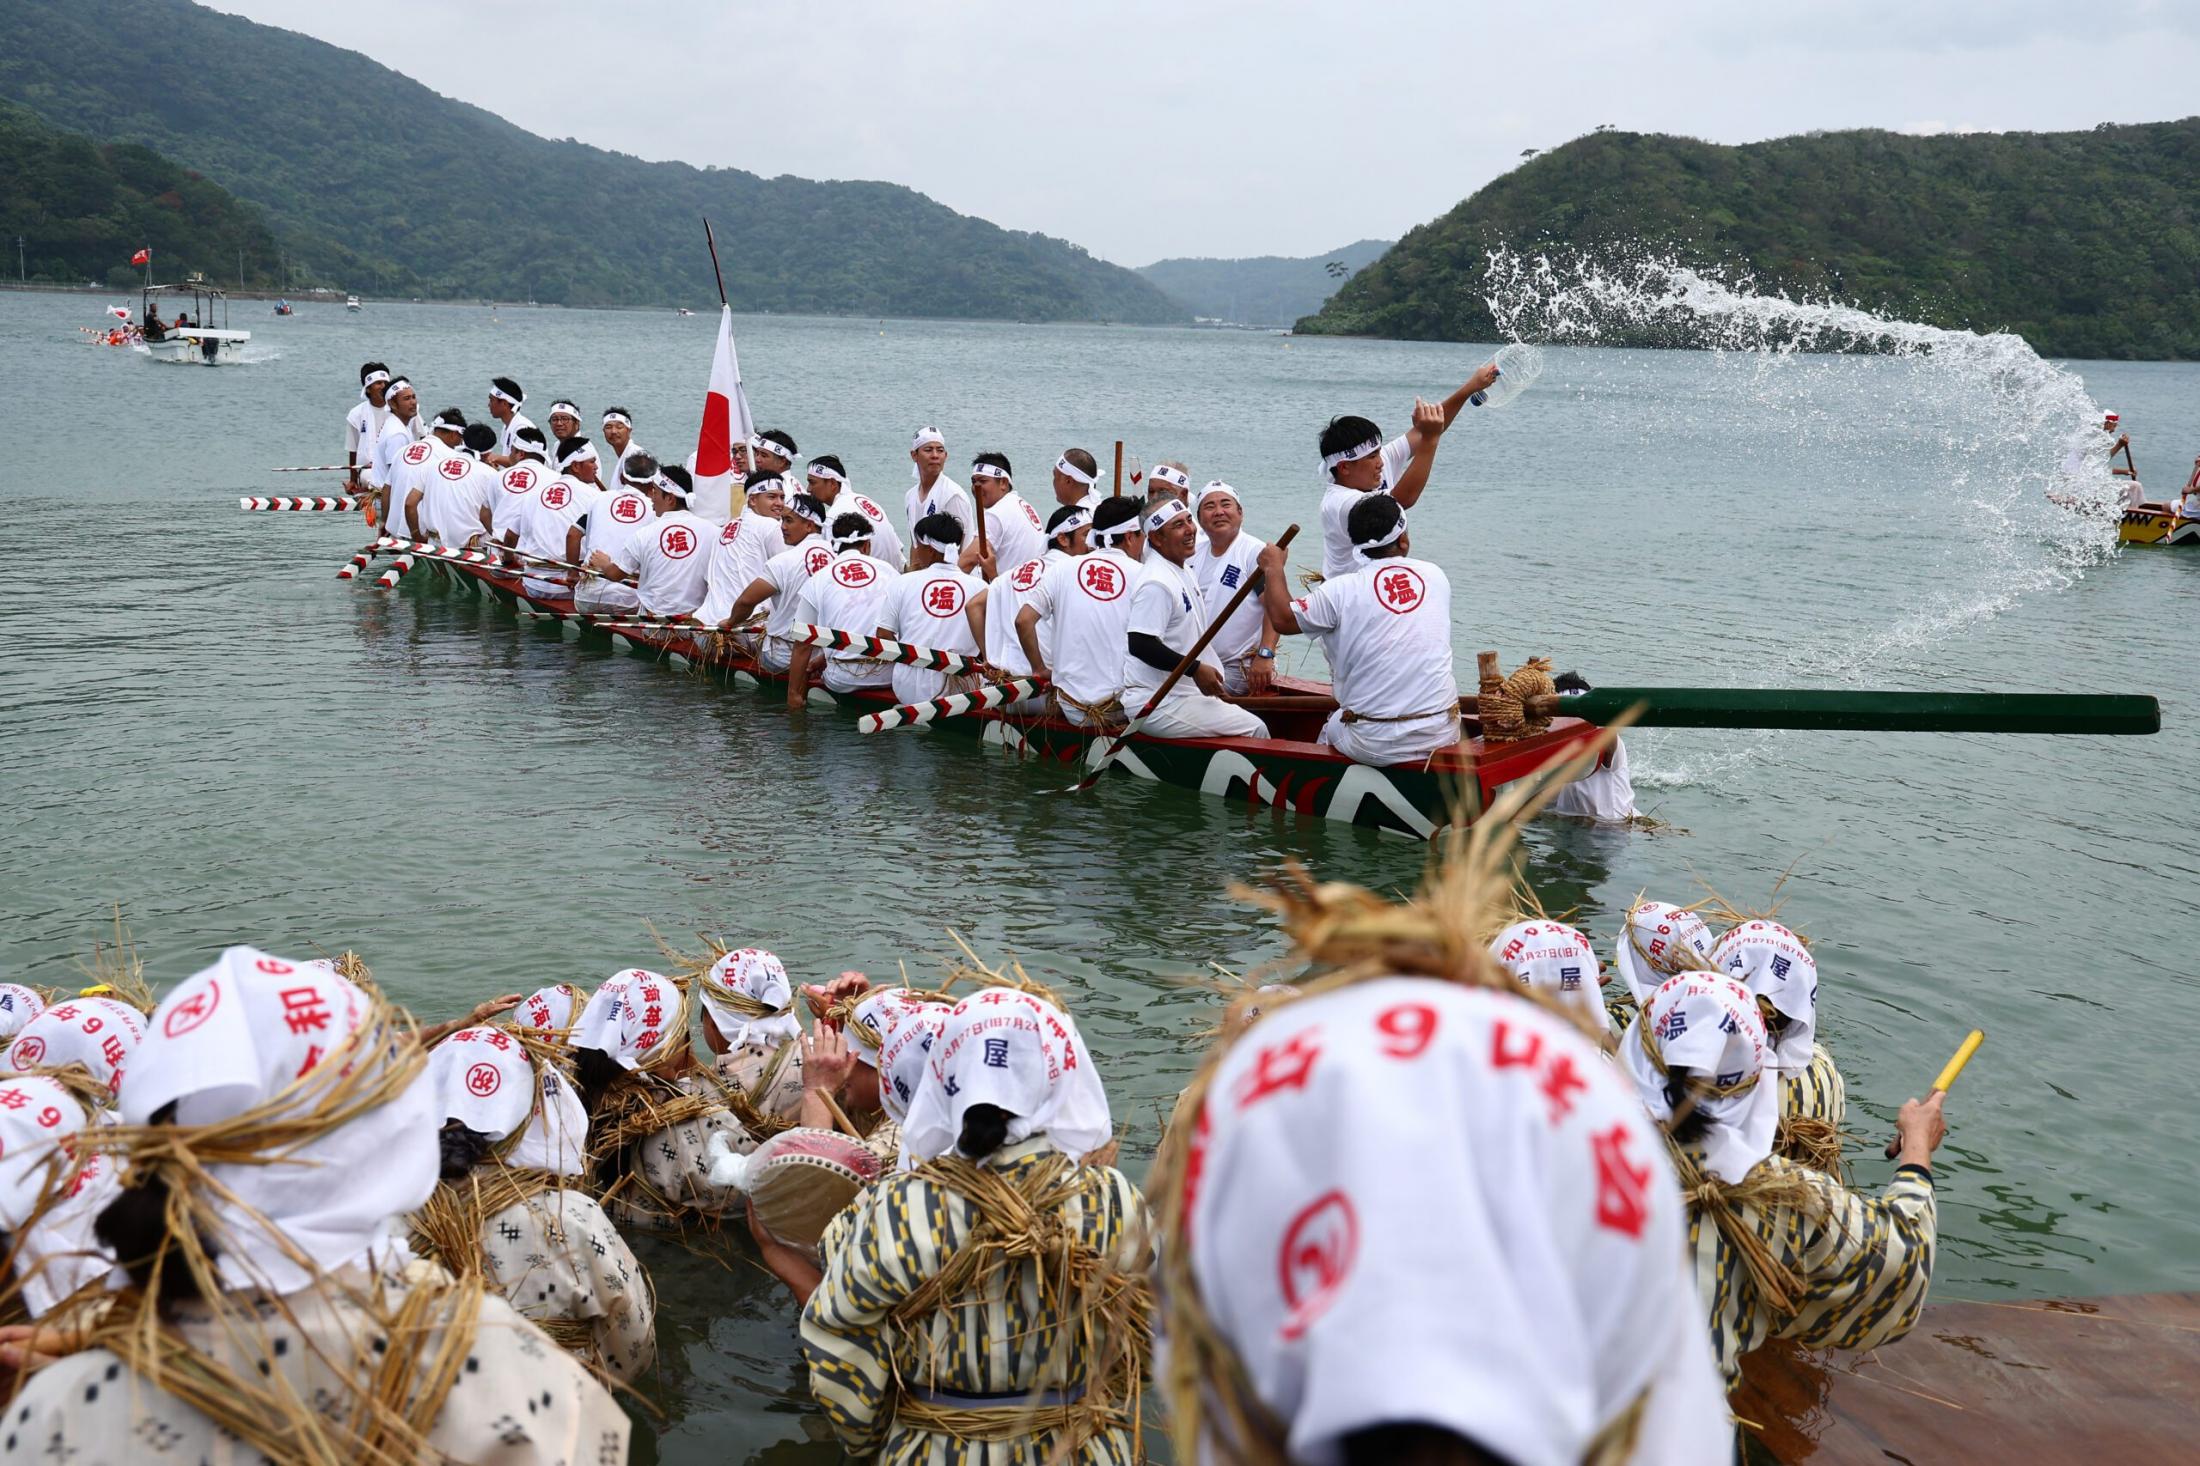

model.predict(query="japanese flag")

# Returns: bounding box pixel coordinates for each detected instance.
[130,247,150,266]
[693,303,756,522]
[107,305,131,321]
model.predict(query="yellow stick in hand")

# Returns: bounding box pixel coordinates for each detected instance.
[1884,1029,1984,1159]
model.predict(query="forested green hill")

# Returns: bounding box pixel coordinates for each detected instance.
[1137,239,1391,326]
[0,0,1184,321]
[1300,122,2200,359]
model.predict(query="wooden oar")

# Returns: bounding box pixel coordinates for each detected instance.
[788,626,980,674]
[268,464,362,473]
[1883,1029,1984,1159]
[1059,523,1299,793]
[860,676,1047,732]
[1558,687,2160,735]
[240,496,362,512]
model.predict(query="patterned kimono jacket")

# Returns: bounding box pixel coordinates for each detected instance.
[478,1185,657,1384]
[799,1138,1147,1465]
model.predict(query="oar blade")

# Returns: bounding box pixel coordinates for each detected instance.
[1563,688,2161,736]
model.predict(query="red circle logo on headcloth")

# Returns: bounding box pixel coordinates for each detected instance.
[1370,565,1426,615]
[163,980,221,1039]
[465,1062,502,1098]
[833,559,876,588]
[612,496,644,523]
[11,1037,46,1067]
[439,456,469,480]
[1277,1189,1359,1341]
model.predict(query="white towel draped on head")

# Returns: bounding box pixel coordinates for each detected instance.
[5,997,147,1097]
[574,969,684,1070]
[699,949,801,1051]
[428,1025,587,1178]
[0,985,46,1043]
[1613,900,1715,1004]
[1618,971,1778,1185]
[1710,920,1818,1071]
[1181,979,1731,1465]
[877,1005,947,1130]
[514,983,585,1042]
[899,988,1110,1163]
[1486,919,1604,1016]
[121,946,438,1296]
[0,1075,123,1317]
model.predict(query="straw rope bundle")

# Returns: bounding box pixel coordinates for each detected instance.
[1148,723,1635,1464]
[65,998,495,1466]
[1477,656,1558,742]
[888,1153,1152,1453]
[1775,1115,1848,1178]
[585,1073,719,1223]
[408,1163,558,1282]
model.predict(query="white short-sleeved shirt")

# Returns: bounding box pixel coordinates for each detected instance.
[2180,491,2200,520]
[614,508,715,616]
[756,538,836,655]
[1292,554,1459,728]
[1021,545,1142,710]
[818,491,904,569]
[793,553,903,688]
[491,461,551,539]
[369,417,414,491]
[699,507,785,624]
[1318,434,1416,580]
[985,549,1070,677]
[1124,556,1220,707]
[1192,530,1269,666]
[345,398,388,465]
[574,486,657,612]
[499,411,538,458]
[880,564,986,705]
[420,452,498,545]
[515,475,592,598]
[903,475,973,545]
[387,437,444,537]
[978,491,1047,579]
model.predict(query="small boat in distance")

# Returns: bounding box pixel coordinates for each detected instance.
[273,299,295,316]
[676,307,694,317]
[345,294,362,313]
[136,280,252,363]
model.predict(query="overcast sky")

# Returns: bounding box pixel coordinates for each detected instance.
[217,0,2200,267]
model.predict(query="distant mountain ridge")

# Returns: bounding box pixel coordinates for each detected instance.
[1136,239,1391,326]
[1299,121,2200,360]
[0,0,1186,322]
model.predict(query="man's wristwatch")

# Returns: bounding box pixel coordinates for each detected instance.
[1255,648,1277,660]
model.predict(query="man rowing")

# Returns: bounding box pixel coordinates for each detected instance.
[573,453,660,616]
[804,455,904,569]
[393,409,464,538]
[716,492,836,672]
[506,439,599,600]
[485,376,533,468]
[1190,480,1277,694]
[787,514,903,705]
[985,505,1089,712]
[878,513,987,707]
[903,426,972,544]
[702,471,788,627]
[417,422,500,547]
[963,452,1044,580]
[1016,497,1146,728]
[1316,364,1497,580]
[1125,499,1270,738]
[588,468,714,617]
[489,427,553,545]
[1259,496,1461,766]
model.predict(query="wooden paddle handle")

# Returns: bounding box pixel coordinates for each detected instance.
[1112,441,1123,498]
[1132,524,1298,720]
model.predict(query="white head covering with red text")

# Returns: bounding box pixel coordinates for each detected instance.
[899,988,1111,1163]
[429,1025,587,1178]
[1710,920,1818,1071]
[1613,901,1716,1004]
[4,998,146,1097]
[0,1075,123,1317]
[1617,971,1777,1185]
[1485,920,1603,1016]
[0,985,46,1043]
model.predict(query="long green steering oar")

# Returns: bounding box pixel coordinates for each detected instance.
[1546,687,2160,736]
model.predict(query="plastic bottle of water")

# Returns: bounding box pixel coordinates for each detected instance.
[1468,341,1544,409]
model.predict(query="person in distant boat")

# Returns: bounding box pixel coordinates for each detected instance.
[368,377,420,533]
[590,466,714,618]
[545,399,582,445]
[1315,364,1497,581]
[485,376,533,468]
[2178,461,2200,521]
[1017,496,1147,728]
[1051,446,1104,511]
[1259,495,1461,767]
[345,362,392,489]
[804,456,904,569]
[961,453,1044,581]
[600,407,644,487]
[786,514,904,706]
[717,492,836,671]
[140,312,167,342]
[902,426,973,545]
[1190,480,1277,695]
[1125,499,1269,738]
[573,453,661,616]
[877,513,987,707]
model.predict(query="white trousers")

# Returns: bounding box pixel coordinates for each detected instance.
[1137,689,1270,739]
[1317,710,1459,766]
[823,660,893,694]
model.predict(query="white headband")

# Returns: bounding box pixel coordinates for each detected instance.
[601,410,632,428]
[1320,437,1382,473]
[387,378,413,398]
[1352,514,1408,558]
[489,383,523,408]
[911,426,946,451]
[556,441,599,468]
[747,475,788,499]
[1050,508,1091,540]
[1145,499,1191,534]
[1149,463,1191,491]
[1055,455,1096,487]
[917,533,962,556]
[548,400,579,419]
[831,526,870,550]
[656,474,690,501]
[970,459,1011,483]
[1196,480,1240,511]
[1092,513,1140,545]
[433,415,465,434]
[806,461,846,485]
[362,370,390,389]
[752,434,794,459]
[788,497,826,527]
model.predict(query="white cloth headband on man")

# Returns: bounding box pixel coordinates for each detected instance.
[1092,515,1140,545]
[970,459,1011,483]
[911,426,946,451]
[1196,480,1239,511]
[831,524,871,550]
[1055,455,1096,487]
[917,532,961,556]
[362,370,390,389]
[1051,508,1092,539]
[601,410,632,428]
[1353,512,1408,558]
[1321,437,1382,473]
[556,441,599,468]
[1145,499,1190,534]
[387,377,413,397]
[548,400,579,419]
[787,497,826,527]
[806,461,846,485]
[489,382,523,408]
[747,475,789,499]
[1149,463,1191,492]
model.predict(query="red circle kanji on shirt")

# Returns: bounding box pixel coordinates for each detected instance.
[1371,565,1426,615]
[804,546,833,576]
[1078,559,1126,601]
[404,444,432,465]
[919,578,966,617]
[503,467,536,494]
[611,495,644,523]
[541,483,571,510]
[659,524,697,559]
[719,521,740,544]
[438,457,468,480]
[833,559,876,588]
[1011,560,1042,592]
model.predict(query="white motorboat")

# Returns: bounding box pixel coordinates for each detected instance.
[345,294,362,312]
[136,281,252,363]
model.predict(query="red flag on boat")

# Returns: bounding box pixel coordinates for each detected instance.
[130,247,150,266]
[106,305,131,321]
[692,303,756,522]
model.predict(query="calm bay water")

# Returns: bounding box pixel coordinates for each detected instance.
[2,291,2196,1460]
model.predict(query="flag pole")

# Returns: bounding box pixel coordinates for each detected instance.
[703,218,729,308]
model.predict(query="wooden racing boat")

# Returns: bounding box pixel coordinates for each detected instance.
[2117,506,2200,546]
[408,554,1607,838]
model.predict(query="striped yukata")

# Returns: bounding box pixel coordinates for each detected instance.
[1781,1041,1846,1128]
[1686,1145,1938,1384]
[800,1137,1147,1465]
